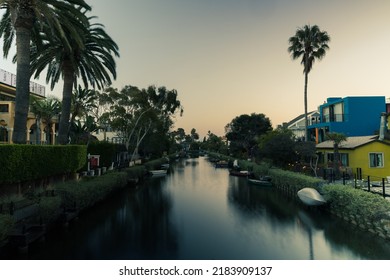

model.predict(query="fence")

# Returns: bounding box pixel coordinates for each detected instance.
[324,167,390,199]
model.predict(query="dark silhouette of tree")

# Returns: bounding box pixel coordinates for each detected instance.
[288,25,330,141]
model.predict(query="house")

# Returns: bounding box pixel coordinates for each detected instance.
[283,110,320,140]
[308,96,387,143]
[316,134,390,180]
[0,68,54,144]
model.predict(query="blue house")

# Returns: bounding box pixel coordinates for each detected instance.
[308,96,387,143]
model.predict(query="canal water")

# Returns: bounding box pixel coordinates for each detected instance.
[14,157,390,259]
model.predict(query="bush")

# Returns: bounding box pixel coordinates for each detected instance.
[0,145,87,183]
[144,158,169,171]
[323,184,390,222]
[0,214,14,242]
[38,196,62,224]
[87,142,124,168]
[268,168,324,193]
[55,171,127,211]
[124,166,147,180]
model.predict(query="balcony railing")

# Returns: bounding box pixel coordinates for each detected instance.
[322,114,345,123]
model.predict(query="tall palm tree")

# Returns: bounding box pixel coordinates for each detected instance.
[288,25,330,141]
[30,12,119,144]
[0,0,90,144]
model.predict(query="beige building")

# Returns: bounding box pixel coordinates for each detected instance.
[0,68,56,144]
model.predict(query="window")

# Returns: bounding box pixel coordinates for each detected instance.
[369,153,384,168]
[326,153,349,166]
[0,104,9,113]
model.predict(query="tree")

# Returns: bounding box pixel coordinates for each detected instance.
[30,11,119,144]
[325,132,347,179]
[201,131,228,154]
[288,25,330,141]
[258,128,297,167]
[225,113,272,158]
[295,141,319,176]
[0,0,90,144]
[69,115,99,145]
[70,85,98,124]
[30,95,61,144]
[100,85,183,159]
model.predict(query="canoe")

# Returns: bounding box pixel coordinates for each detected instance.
[229,169,249,177]
[149,170,167,177]
[297,188,326,206]
[247,176,272,187]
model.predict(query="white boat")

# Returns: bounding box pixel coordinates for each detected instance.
[149,169,167,177]
[247,176,272,187]
[297,188,326,206]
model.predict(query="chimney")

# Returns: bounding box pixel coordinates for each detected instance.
[379,112,387,141]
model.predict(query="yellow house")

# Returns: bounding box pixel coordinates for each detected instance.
[0,68,57,144]
[316,135,390,180]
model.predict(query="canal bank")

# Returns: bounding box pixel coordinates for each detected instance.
[3,156,390,259]
[208,153,390,241]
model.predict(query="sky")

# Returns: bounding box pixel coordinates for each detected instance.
[1,0,390,138]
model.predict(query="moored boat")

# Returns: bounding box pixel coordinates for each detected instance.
[297,188,326,206]
[149,169,168,177]
[215,160,229,168]
[229,169,249,177]
[247,175,272,187]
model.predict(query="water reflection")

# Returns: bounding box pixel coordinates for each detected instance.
[12,157,390,260]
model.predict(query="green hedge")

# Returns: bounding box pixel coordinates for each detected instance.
[0,214,14,242]
[55,171,128,211]
[268,168,324,193]
[87,142,125,168]
[323,184,390,222]
[0,145,87,183]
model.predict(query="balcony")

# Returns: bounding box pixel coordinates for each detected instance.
[322,113,345,123]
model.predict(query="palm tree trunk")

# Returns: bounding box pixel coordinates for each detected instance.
[304,70,309,142]
[12,26,31,144]
[58,61,74,144]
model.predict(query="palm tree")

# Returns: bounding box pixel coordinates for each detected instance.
[71,85,98,124]
[288,25,330,141]
[30,96,61,144]
[30,12,119,144]
[326,132,347,179]
[0,0,90,144]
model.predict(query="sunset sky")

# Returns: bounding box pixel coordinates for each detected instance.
[1,0,390,138]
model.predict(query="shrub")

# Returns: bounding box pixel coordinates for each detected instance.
[55,171,127,211]
[323,184,390,222]
[268,168,324,192]
[38,196,62,224]
[87,142,123,168]
[0,214,14,242]
[0,145,87,183]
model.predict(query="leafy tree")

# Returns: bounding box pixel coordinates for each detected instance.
[295,141,319,176]
[201,131,228,154]
[288,24,330,141]
[30,11,119,144]
[100,85,183,159]
[0,0,90,143]
[190,128,199,142]
[258,128,296,167]
[225,113,272,158]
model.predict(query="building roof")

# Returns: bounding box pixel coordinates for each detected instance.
[316,135,379,149]
[285,110,317,127]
